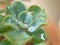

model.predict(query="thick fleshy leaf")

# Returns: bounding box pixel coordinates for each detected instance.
[4,30,32,45]
[28,17,47,32]
[12,1,26,17]
[6,1,26,18]
[27,27,47,43]
[18,12,27,22]
[32,42,48,45]
[0,15,5,23]
[25,12,33,25]
[18,12,32,25]
[32,17,48,27]
[6,5,16,17]
[40,9,47,18]
[1,15,18,25]
[0,39,12,45]
[28,5,47,19]
[0,23,18,33]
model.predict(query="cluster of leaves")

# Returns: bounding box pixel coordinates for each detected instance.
[0,1,48,45]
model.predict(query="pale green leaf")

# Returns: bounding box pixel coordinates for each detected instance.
[0,23,18,33]
[1,15,18,25]
[4,30,32,45]
[0,15,5,23]
[32,42,48,45]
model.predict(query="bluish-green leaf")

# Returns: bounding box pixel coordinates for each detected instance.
[18,11,27,22]
[27,27,47,43]
[6,5,16,17]
[12,1,26,17]
[0,39,12,45]
[18,12,32,25]
[28,5,47,20]
[28,17,47,32]
[6,1,26,18]
[4,30,32,45]
[32,17,48,27]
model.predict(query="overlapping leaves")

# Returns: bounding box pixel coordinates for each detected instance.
[27,27,47,43]
[0,1,47,45]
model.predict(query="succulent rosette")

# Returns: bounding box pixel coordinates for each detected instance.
[0,1,48,45]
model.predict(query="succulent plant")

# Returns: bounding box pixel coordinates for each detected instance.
[0,1,48,45]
